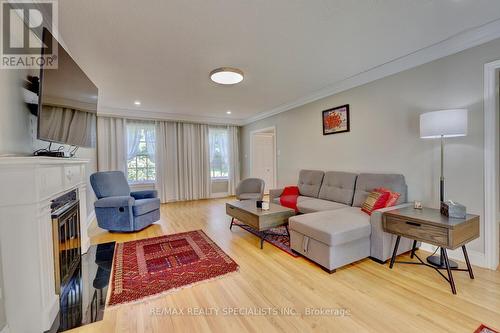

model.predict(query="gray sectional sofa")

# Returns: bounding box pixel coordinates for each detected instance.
[269,170,414,272]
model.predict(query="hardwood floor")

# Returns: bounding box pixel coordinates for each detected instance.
[77,198,500,333]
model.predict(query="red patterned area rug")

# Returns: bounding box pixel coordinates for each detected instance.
[232,220,299,257]
[475,325,500,333]
[108,230,238,306]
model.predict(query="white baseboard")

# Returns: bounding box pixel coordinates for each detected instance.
[86,209,96,228]
[419,243,487,268]
[0,324,10,333]
[210,192,230,199]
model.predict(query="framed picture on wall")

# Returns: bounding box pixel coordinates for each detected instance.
[322,104,350,135]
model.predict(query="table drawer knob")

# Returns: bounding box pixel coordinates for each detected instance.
[406,221,421,227]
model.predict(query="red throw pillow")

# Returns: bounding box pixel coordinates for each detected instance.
[361,190,390,215]
[375,187,401,208]
[282,186,299,196]
[280,186,300,212]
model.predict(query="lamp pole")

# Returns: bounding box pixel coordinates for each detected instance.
[440,135,444,202]
[427,135,458,268]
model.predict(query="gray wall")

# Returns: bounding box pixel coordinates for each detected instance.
[0,247,5,332]
[242,38,500,255]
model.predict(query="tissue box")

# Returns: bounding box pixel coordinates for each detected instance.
[440,201,466,219]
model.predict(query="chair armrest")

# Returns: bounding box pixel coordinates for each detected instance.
[370,203,413,230]
[371,203,413,219]
[369,203,414,261]
[269,188,284,203]
[94,196,135,208]
[131,190,158,200]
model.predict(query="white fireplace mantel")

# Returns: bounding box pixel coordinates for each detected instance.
[0,156,90,333]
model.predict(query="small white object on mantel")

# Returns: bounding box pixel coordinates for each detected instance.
[0,156,90,333]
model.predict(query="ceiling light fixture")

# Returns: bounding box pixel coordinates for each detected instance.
[210,67,244,85]
[226,111,232,115]
[134,100,141,106]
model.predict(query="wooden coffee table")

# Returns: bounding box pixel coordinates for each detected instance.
[226,200,295,249]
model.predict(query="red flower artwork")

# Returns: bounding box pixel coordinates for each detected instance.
[325,112,343,129]
[323,104,349,135]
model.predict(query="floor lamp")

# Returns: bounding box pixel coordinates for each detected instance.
[419,109,468,268]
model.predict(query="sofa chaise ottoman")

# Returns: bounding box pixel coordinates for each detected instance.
[289,208,371,273]
[270,170,414,272]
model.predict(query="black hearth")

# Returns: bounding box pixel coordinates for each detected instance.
[47,190,115,332]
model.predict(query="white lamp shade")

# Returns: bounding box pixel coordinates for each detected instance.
[420,109,468,139]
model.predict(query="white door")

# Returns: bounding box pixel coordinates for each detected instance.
[251,133,275,194]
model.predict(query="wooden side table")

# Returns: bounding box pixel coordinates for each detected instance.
[383,206,479,294]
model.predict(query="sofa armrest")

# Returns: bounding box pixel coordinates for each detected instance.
[369,203,414,262]
[131,190,158,200]
[94,196,135,208]
[269,188,284,203]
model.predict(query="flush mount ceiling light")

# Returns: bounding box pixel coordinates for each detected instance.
[210,67,244,85]
[226,110,232,114]
[134,100,141,106]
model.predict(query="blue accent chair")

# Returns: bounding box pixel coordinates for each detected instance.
[90,171,160,232]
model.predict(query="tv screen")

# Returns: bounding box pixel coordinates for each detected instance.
[38,28,98,148]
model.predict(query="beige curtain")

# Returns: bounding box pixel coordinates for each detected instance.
[96,116,127,172]
[228,126,240,195]
[156,121,211,203]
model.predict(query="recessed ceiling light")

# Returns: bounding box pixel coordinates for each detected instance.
[210,67,244,85]
[134,100,141,106]
[226,111,232,115]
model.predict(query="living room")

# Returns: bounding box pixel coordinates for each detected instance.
[0,1,500,332]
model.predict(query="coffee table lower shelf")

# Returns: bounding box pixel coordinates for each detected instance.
[230,217,290,249]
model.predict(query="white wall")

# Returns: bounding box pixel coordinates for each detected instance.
[0,6,97,330]
[242,38,500,257]
[0,70,33,155]
[0,247,5,332]
[0,71,98,332]
[0,31,98,333]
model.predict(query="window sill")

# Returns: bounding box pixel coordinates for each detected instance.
[211,178,229,183]
[129,181,156,186]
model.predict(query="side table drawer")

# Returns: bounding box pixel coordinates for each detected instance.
[384,216,448,246]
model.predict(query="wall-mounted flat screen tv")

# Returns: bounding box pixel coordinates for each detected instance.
[37,28,98,148]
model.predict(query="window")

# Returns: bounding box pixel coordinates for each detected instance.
[126,122,156,183]
[209,127,229,179]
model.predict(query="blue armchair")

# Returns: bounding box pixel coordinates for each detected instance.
[90,171,160,232]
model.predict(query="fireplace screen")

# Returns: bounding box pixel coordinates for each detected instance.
[51,191,81,294]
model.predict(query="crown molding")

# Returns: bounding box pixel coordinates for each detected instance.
[98,106,244,126]
[243,18,500,125]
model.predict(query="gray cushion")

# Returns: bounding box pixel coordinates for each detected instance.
[318,171,358,205]
[273,195,313,206]
[297,198,349,214]
[133,198,160,216]
[352,173,407,207]
[238,193,263,200]
[236,178,265,201]
[298,170,324,198]
[289,207,371,246]
[90,171,131,199]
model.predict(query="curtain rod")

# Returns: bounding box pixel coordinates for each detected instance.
[96,113,241,127]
